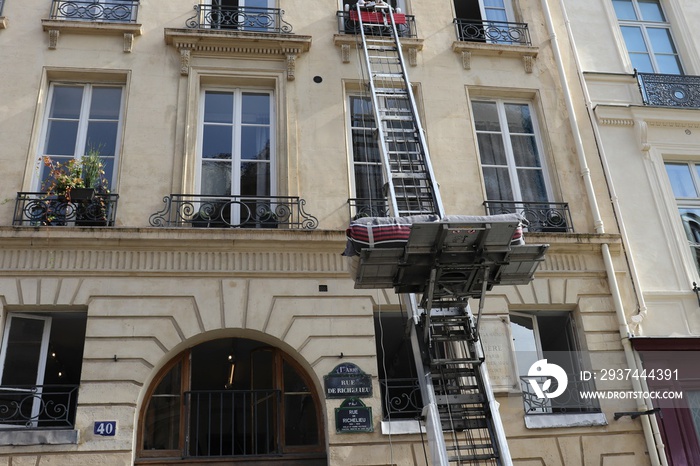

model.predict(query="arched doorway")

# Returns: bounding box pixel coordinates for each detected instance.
[136,337,327,465]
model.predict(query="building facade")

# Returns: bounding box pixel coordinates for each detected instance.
[0,0,654,464]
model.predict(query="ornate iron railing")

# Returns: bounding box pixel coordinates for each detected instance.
[483,200,573,233]
[149,194,318,230]
[453,18,531,46]
[185,390,281,457]
[186,4,292,33]
[347,198,390,219]
[520,376,600,415]
[48,0,139,23]
[336,10,417,38]
[0,385,79,429]
[13,192,119,227]
[379,378,422,421]
[637,72,700,108]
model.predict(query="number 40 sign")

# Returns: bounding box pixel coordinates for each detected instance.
[94,421,117,436]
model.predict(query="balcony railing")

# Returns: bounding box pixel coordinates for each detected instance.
[0,385,79,429]
[453,18,531,46]
[379,378,422,421]
[347,198,390,219]
[520,376,600,415]
[149,194,318,230]
[13,192,119,227]
[483,200,573,233]
[637,72,700,108]
[48,0,139,23]
[186,4,292,33]
[336,10,417,38]
[185,390,281,457]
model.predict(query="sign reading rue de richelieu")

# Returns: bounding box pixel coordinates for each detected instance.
[324,362,372,399]
[335,397,373,433]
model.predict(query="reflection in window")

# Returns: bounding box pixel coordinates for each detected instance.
[664,162,700,275]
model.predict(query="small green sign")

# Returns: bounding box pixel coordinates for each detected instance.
[335,398,373,433]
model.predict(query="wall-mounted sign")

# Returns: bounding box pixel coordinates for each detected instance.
[480,315,519,393]
[94,421,117,436]
[335,398,373,433]
[324,362,372,398]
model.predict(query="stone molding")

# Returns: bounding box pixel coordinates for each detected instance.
[41,19,142,52]
[451,41,538,73]
[597,117,635,126]
[332,34,423,66]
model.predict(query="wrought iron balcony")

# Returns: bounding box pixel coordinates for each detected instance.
[185,389,281,457]
[347,198,390,219]
[186,4,292,33]
[637,72,700,108]
[379,378,422,421]
[0,385,79,429]
[48,0,139,23]
[336,10,417,38]
[483,200,573,233]
[149,194,318,230]
[13,192,119,227]
[520,376,600,415]
[453,18,531,46]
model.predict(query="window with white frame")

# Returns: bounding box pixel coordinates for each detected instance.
[37,83,123,191]
[613,0,682,74]
[472,99,549,203]
[0,312,87,429]
[348,95,384,217]
[664,162,700,274]
[207,0,275,31]
[453,0,516,43]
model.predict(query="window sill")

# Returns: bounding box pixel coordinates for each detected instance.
[0,429,79,446]
[380,419,425,435]
[451,41,538,73]
[41,19,142,52]
[524,412,607,429]
[333,34,424,66]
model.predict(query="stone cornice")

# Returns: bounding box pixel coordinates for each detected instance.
[597,117,635,126]
[41,19,142,52]
[165,28,312,79]
[333,34,423,66]
[451,41,538,73]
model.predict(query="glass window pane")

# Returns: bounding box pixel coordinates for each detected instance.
[477,133,507,165]
[638,0,665,22]
[45,121,79,156]
[354,164,384,199]
[240,162,270,196]
[517,169,548,202]
[204,92,234,124]
[351,97,375,128]
[688,390,700,445]
[621,26,648,52]
[679,208,700,275]
[484,9,507,22]
[1,317,45,386]
[143,363,181,450]
[647,28,677,53]
[202,125,233,159]
[50,86,83,119]
[630,53,654,72]
[352,132,380,163]
[483,166,513,200]
[655,54,682,74]
[665,163,697,198]
[285,394,318,445]
[505,104,534,134]
[511,135,541,167]
[483,0,506,8]
[472,101,501,131]
[510,315,538,374]
[240,126,270,160]
[89,87,122,120]
[201,160,232,196]
[612,0,636,20]
[242,93,270,124]
[85,121,118,156]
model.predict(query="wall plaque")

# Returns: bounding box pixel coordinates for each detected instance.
[335,398,373,433]
[479,315,519,392]
[324,362,372,398]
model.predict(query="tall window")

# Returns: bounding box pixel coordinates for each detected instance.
[613,0,682,74]
[472,99,549,203]
[38,83,123,190]
[209,0,274,31]
[453,0,516,43]
[348,96,384,217]
[664,162,700,274]
[0,312,87,429]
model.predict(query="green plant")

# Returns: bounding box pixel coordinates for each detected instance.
[81,148,109,192]
[41,152,109,200]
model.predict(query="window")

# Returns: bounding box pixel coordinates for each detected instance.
[53,0,138,23]
[348,96,384,217]
[453,0,517,43]
[37,83,123,191]
[664,162,700,275]
[208,0,275,31]
[0,312,87,429]
[510,312,598,414]
[613,0,682,74]
[472,99,549,203]
[138,338,326,464]
[198,89,274,224]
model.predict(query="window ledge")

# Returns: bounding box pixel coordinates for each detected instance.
[41,19,142,52]
[164,28,312,80]
[524,412,607,429]
[0,429,79,446]
[333,34,424,66]
[380,419,425,435]
[0,17,7,29]
[451,41,538,73]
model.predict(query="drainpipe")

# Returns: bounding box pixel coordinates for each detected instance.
[540,0,664,464]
